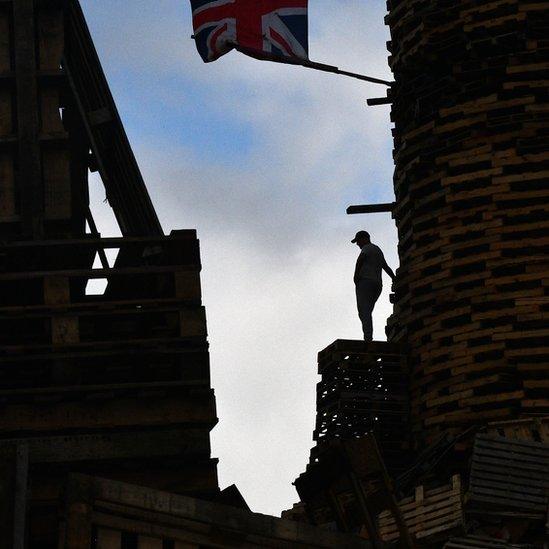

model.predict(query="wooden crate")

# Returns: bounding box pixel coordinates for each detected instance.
[313,340,410,474]
[467,433,549,519]
[0,234,209,394]
[377,475,464,542]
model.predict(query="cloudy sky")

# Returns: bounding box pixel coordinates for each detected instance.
[80,0,396,517]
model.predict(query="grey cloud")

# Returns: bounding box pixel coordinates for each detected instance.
[84,0,398,515]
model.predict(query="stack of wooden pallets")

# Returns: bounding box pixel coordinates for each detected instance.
[467,433,549,520]
[377,475,465,543]
[0,233,219,545]
[313,340,410,474]
[383,0,549,442]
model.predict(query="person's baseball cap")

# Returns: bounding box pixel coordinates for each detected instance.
[351,230,370,243]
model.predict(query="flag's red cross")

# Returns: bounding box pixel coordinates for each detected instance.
[193,0,307,56]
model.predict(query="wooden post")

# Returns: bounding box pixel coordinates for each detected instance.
[348,472,384,549]
[64,476,93,549]
[13,445,29,549]
[0,444,29,549]
[13,0,43,237]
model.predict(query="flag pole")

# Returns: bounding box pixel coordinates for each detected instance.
[235,46,392,86]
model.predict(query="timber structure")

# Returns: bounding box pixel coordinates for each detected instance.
[290,1,549,547]
[0,1,377,548]
[386,0,549,441]
[0,0,221,546]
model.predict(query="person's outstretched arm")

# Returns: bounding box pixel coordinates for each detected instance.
[382,256,396,281]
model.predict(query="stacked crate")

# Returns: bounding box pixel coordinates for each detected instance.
[384,0,549,442]
[467,433,549,520]
[0,0,90,240]
[313,340,410,474]
[0,232,219,545]
[0,1,220,545]
[377,475,465,543]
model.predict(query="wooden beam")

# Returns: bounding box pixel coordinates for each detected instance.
[0,444,28,549]
[13,444,28,549]
[13,0,43,237]
[347,203,395,215]
[367,97,392,106]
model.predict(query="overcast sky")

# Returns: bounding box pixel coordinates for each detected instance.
[80,0,396,517]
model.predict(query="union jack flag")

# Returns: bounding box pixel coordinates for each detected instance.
[190,0,309,63]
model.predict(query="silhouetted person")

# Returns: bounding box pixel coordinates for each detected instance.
[352,231,395,341]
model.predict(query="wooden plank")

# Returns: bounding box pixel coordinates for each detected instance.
[13,0,43,237]
[67,475,370,549]
[12,445,28,549]
[0,153,16,219]
[0,264,199,281]
[138,536,162,549]
[96,528,121,549]
[43,148,72,220]
[40,86,65,134]
[0,9,10,72]
[51,316,80,345]
[0,232,197,250]
[377,475,463,542]
[346,203,395,215]
[0,88,12,135]
[0,428,211,464]
[0,393,217,433]
[37,6,64,71]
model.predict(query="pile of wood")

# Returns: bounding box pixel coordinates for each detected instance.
[383,0,549,441]
[0,233,219,546]
[372,420,549,547]
[467,434,548,520]
[61,474,369,549]
[314,340,410,474]
[378,475,464,543]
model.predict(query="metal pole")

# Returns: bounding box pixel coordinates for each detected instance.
[234,46,392,86]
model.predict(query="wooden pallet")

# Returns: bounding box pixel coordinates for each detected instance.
[443,535,538,549]
[61,474,369,549]
[313,340,410,474]
[467,433,549,519]
[483,417,549,443]
[383,0,549,441]
[377,475,465,543]
[0,236,219,543]
[0,234,210,395]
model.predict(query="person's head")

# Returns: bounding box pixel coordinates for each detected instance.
[351,230,371,248]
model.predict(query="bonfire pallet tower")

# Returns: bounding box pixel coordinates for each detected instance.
[290,0,549,546]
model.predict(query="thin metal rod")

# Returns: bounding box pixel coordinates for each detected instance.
[235,46,392,86]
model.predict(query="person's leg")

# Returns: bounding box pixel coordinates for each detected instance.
[357,280,383,341]
[357,280,377,341]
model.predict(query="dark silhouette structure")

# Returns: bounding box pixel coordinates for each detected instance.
[291,1,549,546]
[0,2,373,548]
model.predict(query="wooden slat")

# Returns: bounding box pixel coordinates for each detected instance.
[13,0,43,237]
[138,536,162,549]
[97,528,121,549]
[377,475,463,542]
